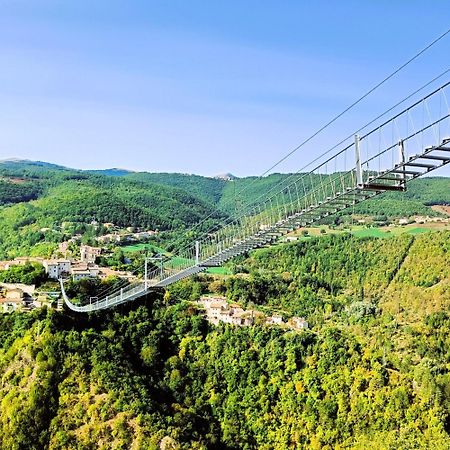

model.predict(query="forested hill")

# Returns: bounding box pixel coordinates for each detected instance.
[0,160,225,258]
[1,159,449,216]
[125,172,226,206]
[122,170,450,215]
[0,231,449,449]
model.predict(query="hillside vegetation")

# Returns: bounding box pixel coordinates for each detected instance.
[0,162,224,259]
[0,232,449,449]
[126,172,226,206]
[0,159,448,259]
[0,161,450,216]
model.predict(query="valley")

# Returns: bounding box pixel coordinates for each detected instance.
[2,5,450,449]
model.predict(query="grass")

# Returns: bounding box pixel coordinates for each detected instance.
[206,267,232,275]
[165,256,195,270]
[121,243,166,254]
[346,225,442,239]
[405,227,430,235]
[352,228,388,238]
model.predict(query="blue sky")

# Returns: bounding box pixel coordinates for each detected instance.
[0,1,449,176]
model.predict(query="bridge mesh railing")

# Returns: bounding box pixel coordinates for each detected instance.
[63,81,450,311]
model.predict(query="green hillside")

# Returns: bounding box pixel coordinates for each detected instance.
[0,159,448,260]
[0,232,449,449]
[133,170,448,218]
[0,178,44,205]
[125,172,226,206]
[0,161,225,259]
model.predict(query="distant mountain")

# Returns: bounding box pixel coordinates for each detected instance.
[214,173,237,181]
[88,168,133,177]
[0,158,68,171]
[0,158,449,220]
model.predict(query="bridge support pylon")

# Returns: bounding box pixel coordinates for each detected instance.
[195,241,200,265]
[354,134,363,187]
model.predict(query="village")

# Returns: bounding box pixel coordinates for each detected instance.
[0,282,63,314]
[197,296,309,331]
[0,243,137,282]
[0,242,138,313]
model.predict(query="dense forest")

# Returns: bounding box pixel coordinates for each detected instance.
[0,178,43,205]
[0,231,449,449]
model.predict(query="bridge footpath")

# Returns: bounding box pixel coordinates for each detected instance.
[61,82,450,312]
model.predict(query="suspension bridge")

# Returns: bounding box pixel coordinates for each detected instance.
[61,81,450,312]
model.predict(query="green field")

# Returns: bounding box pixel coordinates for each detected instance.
[352,228,391,238]
[206,266,232,275]
[342,226,435,239]
[290,222,449,241]
[120,243,166,254]
[166,256,195,270]
[405,227,431,235]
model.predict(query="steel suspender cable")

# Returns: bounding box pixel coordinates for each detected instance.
[189,71,450,241]
[255,27,450,179]
[167,27,450,240]
[88,30,450,304]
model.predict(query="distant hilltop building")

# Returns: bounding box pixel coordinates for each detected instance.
[214,173,238,181]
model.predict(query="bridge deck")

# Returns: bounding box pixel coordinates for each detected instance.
[60,138,450,313]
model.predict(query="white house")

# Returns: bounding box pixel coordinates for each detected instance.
[44,259,72,279]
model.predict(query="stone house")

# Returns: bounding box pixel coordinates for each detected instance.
[80,245,102,263]
[266,314,283,325]
[44,259,72,279]
[71,263,100,281]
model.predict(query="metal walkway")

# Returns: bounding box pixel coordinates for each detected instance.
[61,82,450,312]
